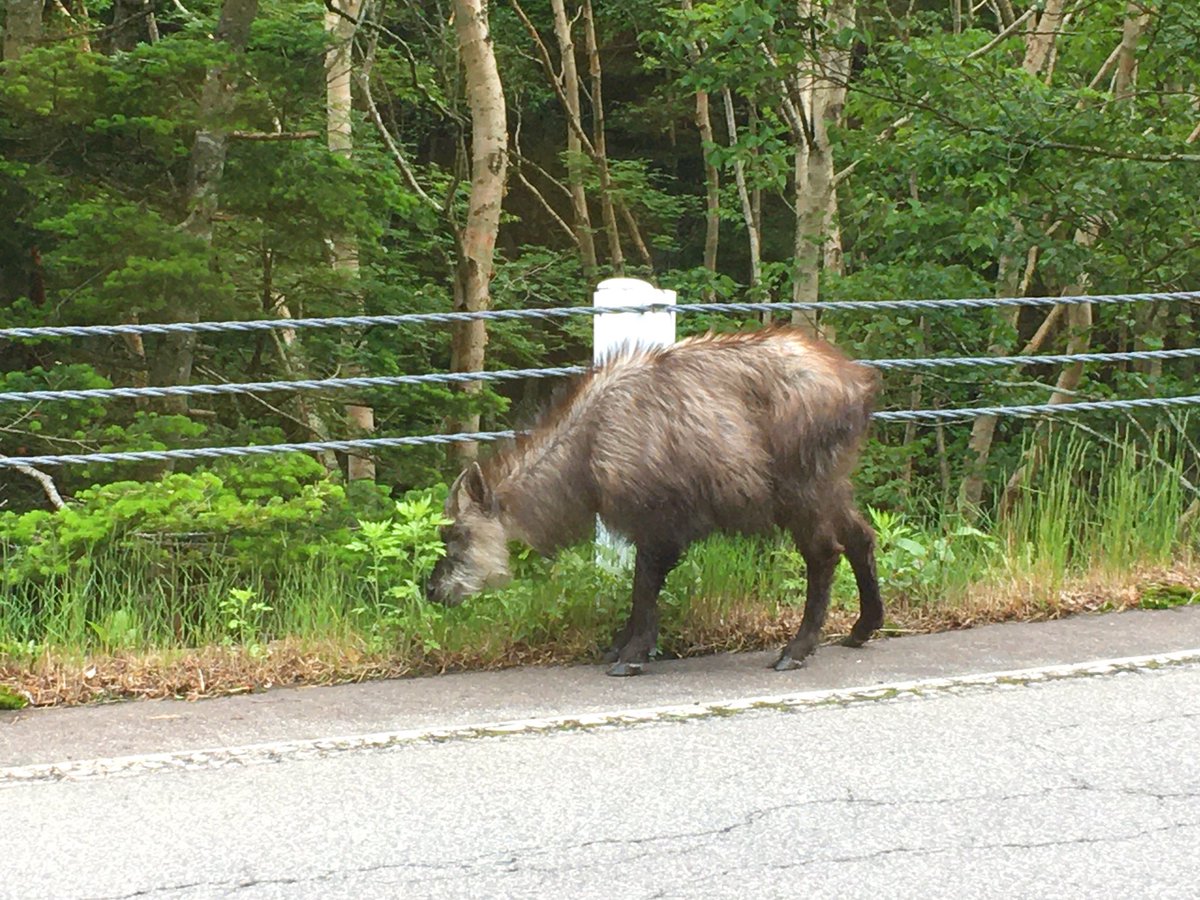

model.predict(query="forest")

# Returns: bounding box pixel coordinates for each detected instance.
[1,0,1198,701]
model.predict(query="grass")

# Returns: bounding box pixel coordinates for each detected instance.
[2,433,1197,707]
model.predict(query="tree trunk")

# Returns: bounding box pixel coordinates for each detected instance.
[325,0,375,482]
[581,0,623,274]
[998,267,1094,518]
[681,0,719,287]
[1021,0,1067,78]
[998,225,1099,518]
[3,0,43,60]
[722,88,762,294]
[696,85,719,283]
[110,0,153,51]
[449,0,507,463]
[262,242,338,473]
[151,0,260,415]
[789,0,855,337]
[957,244,1024,516]
[1114,2,1151,100]
[52,0,92,51]
[791,135,829,336]
[548,0,598,275]
[958,4,1074,514]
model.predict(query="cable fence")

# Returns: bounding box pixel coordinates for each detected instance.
[2,290,1198,469]
[4,349,1200,407]
[1,291,1199,342]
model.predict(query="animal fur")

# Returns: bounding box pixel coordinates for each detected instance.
[427,327,884,676]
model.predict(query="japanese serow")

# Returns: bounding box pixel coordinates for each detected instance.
[426,327,883,676]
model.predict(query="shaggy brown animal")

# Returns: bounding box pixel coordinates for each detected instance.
[427,327,883,676]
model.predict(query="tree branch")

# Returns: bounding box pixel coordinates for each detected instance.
[1036,140,1200,164]
[514,169,576,243]
[511,116,576,244]
[229,130,321,141]
[354,69,442,211]
[508,0,598,157]
[323,0,363,26]
[4,462,66,511]
[833,103,921,187]
[965,6,1036,60]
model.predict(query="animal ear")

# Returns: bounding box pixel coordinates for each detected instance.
[447,462,496,516]
[463,462,494,510]
[445,470,467,516]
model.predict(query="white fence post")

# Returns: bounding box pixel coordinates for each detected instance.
[592,278,677,566]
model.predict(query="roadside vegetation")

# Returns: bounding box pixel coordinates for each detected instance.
[2,431,1195,706]
[3,3,1200,704]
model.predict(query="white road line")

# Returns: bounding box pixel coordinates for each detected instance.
[4,648,1200,786]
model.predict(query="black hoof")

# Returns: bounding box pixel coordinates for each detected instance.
[840,633,869,648]
[607,661,643,677]
[772,653,803,672]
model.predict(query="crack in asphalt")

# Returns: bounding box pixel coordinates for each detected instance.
[72,780,1200,899]
[77,776,1200,899]
[80,859,476,900]
[1039,709,1200,740]
[774,818,1200,870]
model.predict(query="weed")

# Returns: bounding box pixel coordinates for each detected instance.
[218,587,273,654]
[868,507,998,602]
[88,606,143,652]
[0,685,28,710]
[345,495,450,607]
[1139,583,1200,609]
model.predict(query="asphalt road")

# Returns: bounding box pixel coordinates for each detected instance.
[3,608,1200,899]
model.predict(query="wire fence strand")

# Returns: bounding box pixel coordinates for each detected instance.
[3,395,1197,469]
[3,289,1198,469]
[2,290,1198,341]
[3,350,1199,407]
[0,367,589,405]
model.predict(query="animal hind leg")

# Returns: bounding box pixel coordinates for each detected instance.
[774,523,841,671]
[608,543,681,677]
[837,504,883,647]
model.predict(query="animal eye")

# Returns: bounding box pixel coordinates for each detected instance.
[442,525,468,550]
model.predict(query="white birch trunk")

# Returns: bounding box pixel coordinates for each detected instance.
[450,0,508,462]
[325,0,375,482]
[549,0,597,274]
[789,0,855,337]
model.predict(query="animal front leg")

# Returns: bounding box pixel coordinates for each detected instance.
[608,544,680,677]
[602,619,635,664]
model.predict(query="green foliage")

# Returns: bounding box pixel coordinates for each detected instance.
[0,686,29,710]
[0,456,352,584]
[867,508,998,602]
[1139,584,1200,610]
[2,0,1199,677]
[345,493,450,608]
[218,587,274,653]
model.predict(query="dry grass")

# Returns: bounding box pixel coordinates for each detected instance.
[4,561,1196,708]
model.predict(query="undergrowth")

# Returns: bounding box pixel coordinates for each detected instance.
[1,433,1197,705]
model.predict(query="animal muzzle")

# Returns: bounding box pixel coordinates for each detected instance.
[424,559,462,607]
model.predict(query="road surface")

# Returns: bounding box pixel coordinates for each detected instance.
[2,607,1199,899]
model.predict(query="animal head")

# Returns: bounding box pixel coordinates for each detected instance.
[426,462,511,606]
